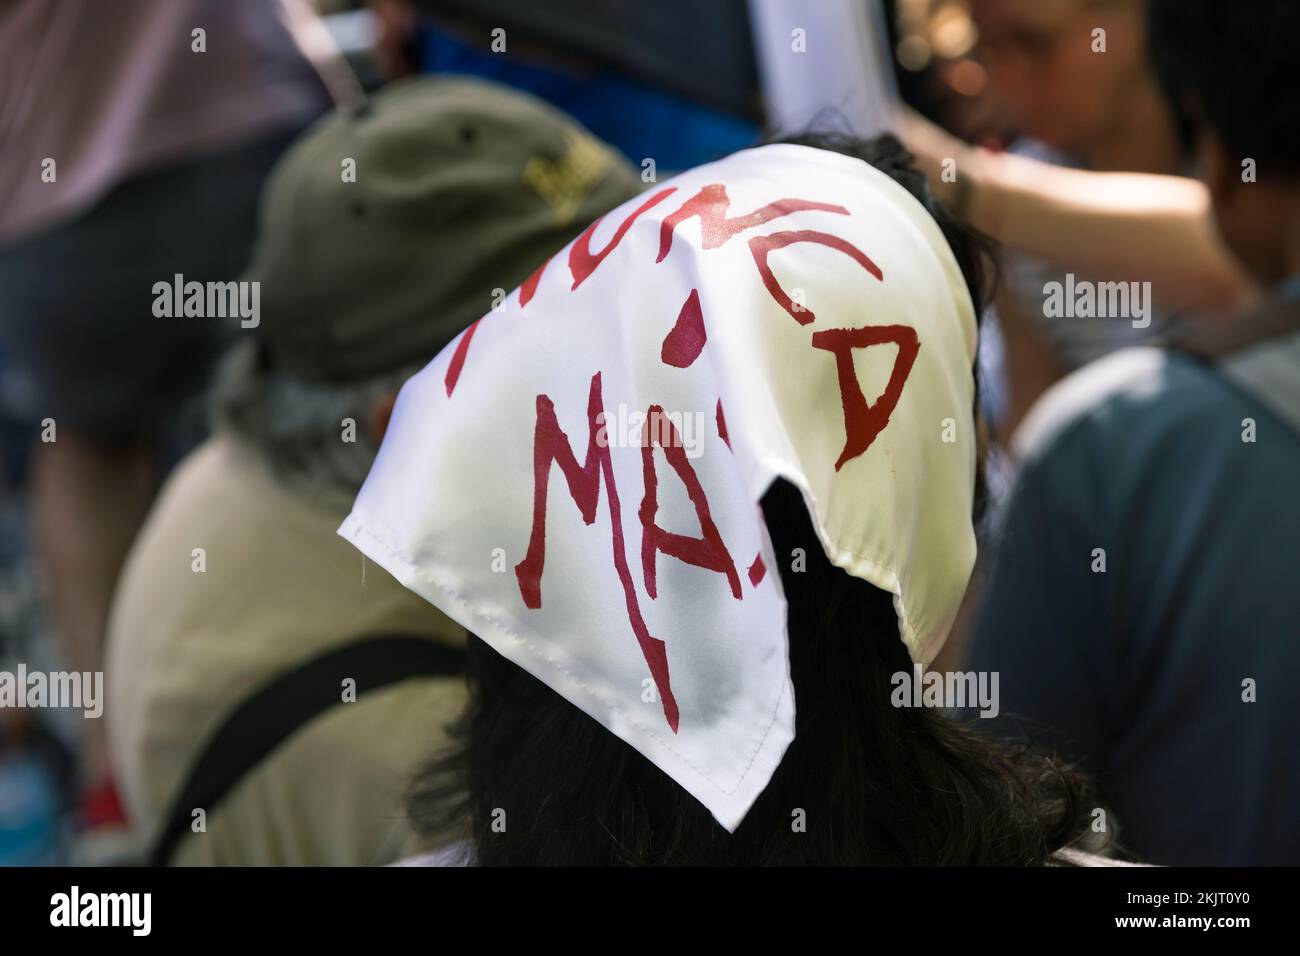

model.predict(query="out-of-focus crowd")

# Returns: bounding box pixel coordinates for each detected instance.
[0,0,1295,867]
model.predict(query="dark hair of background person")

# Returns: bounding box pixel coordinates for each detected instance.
[408,135,1098,865]
[1148,0,1300,178]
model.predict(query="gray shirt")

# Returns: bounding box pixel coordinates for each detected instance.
[970,335,1300,865]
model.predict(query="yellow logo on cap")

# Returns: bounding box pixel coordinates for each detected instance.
[523,131,613,226]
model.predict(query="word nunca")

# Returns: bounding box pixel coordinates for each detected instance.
[890,664,999,718]
[50,886,151,936]
[152,272,260,328]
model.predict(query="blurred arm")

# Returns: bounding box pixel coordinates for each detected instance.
[901,110,1257,314]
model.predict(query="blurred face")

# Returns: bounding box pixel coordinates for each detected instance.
[970,0,1148,153]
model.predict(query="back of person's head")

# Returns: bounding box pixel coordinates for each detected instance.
[403,135,1094,866]
[1149,0,1300,284]
[413,480,1092,865]
[1149,0,1300,180]
[214,76,644,494]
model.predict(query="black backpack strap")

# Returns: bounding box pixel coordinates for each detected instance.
[149,635,464,866]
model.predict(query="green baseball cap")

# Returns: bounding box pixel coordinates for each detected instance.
[246,76,646,383]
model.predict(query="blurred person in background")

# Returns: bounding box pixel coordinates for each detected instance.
[971,0,1174,173]
[968,0,1182,411]
[903,111,1252,324]
[965,0,1300,865]
[105,77,646,865]
[0,0,333,838]
[895,1,1252,322]
[350,134,1121,867]
[904,0,1255,440]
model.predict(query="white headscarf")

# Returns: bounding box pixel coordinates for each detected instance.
[341,143,979,830]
